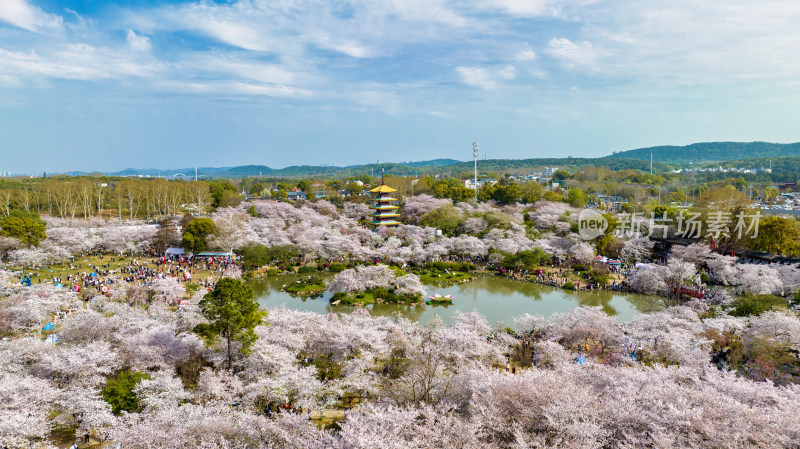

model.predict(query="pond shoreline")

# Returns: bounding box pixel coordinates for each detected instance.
[250,273,663,326]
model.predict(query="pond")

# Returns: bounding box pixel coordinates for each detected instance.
[251,274,663,326]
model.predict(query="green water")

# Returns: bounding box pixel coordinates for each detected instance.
[251,274,663,326]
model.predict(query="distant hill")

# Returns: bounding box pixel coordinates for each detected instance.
[73,159,463,179]
[55,157,664,179]
[401,158,462,167]
[436,157,669,174]
[605,142,800,164]
[51,143,800,179]
[686,156,800,183]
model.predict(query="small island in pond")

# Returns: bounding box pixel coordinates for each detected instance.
[327,265,425,305]
[410,262,477,283]
[283,276,327,295]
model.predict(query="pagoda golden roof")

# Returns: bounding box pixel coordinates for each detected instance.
[369,184,397,193]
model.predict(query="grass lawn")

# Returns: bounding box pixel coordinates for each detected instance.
[6,253,217,286]
[331,290,422,305]
[284,281,327,295]
[332,291,379,305]
[408,266,476,284]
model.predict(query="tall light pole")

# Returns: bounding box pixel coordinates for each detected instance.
[473,139,479,201]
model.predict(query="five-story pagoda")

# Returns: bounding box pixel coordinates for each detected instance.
[369,169,401,227]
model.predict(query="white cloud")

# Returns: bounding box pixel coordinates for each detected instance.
[157,80,310,99]
[490,0,560,17]
[515,49,537,61]
[180,54,310,86]
[545,37,597,68]
[0,0,61,31]
[141,0,469,59]
[386,0,465,26]
[0,45,164,82]
[311,33,373,58]
[456,64,516,89]
[588,0,800,84]
[4,0,800,112]
[189,17,266,52]
[126,30,152,52]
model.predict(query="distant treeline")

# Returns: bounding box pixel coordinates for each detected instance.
[436,157,669,176]
[0,178,233,219]
[607,141,800,164]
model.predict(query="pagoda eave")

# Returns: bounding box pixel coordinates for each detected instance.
[371,221,401,226]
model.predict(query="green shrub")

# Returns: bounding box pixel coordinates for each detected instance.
[185,282,200,297]
[593,274,612,285]
[328,262,347,272]
[427,261,476,272]
[730,294,788,317]
[102,370,150,415]
[563,281,575,290]
[285,276,326,294]
[419,205,465,236]
[501,249,551,271]
[297,266,318,274]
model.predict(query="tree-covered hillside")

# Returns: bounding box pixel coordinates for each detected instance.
[436,157,670,175]
[606,142,800,164]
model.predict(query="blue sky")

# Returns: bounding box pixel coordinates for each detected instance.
[2,0,800,173]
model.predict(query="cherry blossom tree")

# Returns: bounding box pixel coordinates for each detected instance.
[343,202,371,220]
[101,222,158,253]
[664,258,698,294]
[0,236,21,252]
[150,277,186,304]
[0,372,56,447]
[746,310,800,350]
[7,247,59,266]
[669,242,713,263]
[547,306,622,350]
[773,264,800,294]
[628,263,667,295]
[737,264,783,294]
[451,234,488,257]
[568,240,596,263]
[626,306,710,366]
[529,201,576,229]
[461,217,487,235]
[208,209,256,254]
[620,237,655,263]
[393,274,426,297]
[327,265,398,293]
[705,253,739,285]
[402,195,451,224]
[338,404,482,449]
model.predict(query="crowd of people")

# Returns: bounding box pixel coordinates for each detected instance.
[9,249,239,298]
